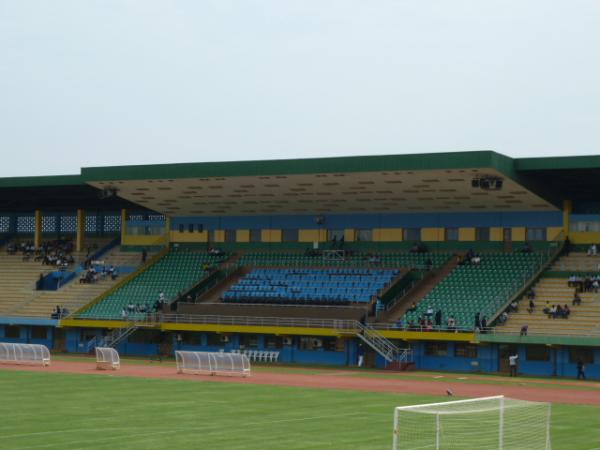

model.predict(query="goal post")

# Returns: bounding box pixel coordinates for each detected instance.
[95,347,120,370]
[175,351,251,377]
[392,395,551,450]
[0,343,51,366]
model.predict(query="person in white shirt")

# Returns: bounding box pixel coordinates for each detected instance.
[509,353,519,377]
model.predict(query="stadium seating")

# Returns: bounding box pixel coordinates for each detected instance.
[11,247,147,318]
[223,268,399,304]
[500,277,600,336]
[403,252,544,329]
[0,254,54,316]
[79,250,227,319]
[238,251,450,269]
[550,252,600,273]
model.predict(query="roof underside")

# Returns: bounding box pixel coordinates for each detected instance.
[87,167,557,216]
[2,151,599,215]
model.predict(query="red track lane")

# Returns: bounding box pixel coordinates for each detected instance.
[2,361,600,406]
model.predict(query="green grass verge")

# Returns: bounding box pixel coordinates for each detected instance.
[1,370,600,449]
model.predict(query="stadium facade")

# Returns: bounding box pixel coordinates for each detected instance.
[1,150,599,378]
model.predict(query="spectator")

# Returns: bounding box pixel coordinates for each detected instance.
[425,319,433,331]
[577,359,586,380]
[434,309,442,327]
[526,288,536,300]
[555,304,562,319]
[543,301,551,314]
[562,304,571,319]
[424,258,433,271]
[480,317,487,333]
[573,293,582,306]
[142,248,147,263]
[121,308,128,320]
[498,311,508,324]
[509,300,519,312]
[520,324,528,336]
[471,254,481,265]
[527,299,535,314]
[548,304,557,318]
[509,353,519,377]
[425,305,434,319]
[521,242,532,253]
[587,244,597,256]
[474,312,481,329]
[568,274,578,288]
[407,302,417,313]
[563,236,571,256]
[447,316,456,331]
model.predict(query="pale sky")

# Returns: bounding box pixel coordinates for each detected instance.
[0,1,599,177]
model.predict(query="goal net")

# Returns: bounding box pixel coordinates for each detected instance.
[393,395,551,450]
[175,351,251,377]
[95,347,120,370]
[0,343,51,366]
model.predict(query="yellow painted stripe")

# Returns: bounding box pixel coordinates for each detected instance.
[59,319,131,329]
[379,331,476,342]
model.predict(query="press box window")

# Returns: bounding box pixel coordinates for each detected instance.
[526,228,547,241]
[282,229,298,242]
[475,227,490,241]
[445,228,459,241]
[404,228,421,241]
[356,229,372,242]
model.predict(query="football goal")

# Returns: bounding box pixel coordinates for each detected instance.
[0,343,51,366]
[392,395,551,450]
[95,346,120,370]
[175,351,251,377]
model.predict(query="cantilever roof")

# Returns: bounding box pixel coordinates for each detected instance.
[1,150,599,214]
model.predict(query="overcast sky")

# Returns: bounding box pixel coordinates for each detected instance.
[0,1,598,177]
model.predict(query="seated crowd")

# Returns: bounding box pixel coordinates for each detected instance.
[79,265,118,284]
[50,305,70,319]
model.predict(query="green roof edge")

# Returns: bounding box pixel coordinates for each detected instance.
[80,150,503,182]
[0,174,83,188]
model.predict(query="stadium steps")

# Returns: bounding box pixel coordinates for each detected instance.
[499,277,600,336]
[0,255,54,315]
[550,252,600,272]
[379,256,460,323]
[198,266,250,303]
[5,246,148,318]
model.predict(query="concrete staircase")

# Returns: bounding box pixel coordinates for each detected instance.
[499,277,600,336]
[0,255,54,315]
[6,246,147,318]
[551,252,600,272]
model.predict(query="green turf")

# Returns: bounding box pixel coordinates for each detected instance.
[1,370,599,449]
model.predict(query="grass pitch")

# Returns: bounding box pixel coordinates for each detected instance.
[1,370,599,449]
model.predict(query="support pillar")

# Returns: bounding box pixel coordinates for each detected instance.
[120,209,127,243]
[76,209,85,252]
[34,210,42,248]
[563,200,572,237]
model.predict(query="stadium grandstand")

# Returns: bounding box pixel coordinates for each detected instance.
[0,150,599,378]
